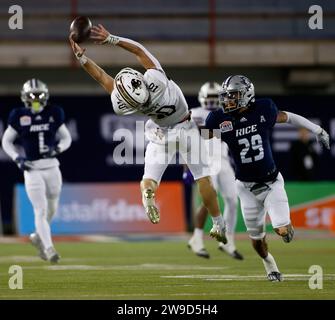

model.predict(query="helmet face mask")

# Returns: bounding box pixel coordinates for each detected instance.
[114,68,150,111]
[21,79,49,113]
[198,82,221,110]
[220,75,255,113]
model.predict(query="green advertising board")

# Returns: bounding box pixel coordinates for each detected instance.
[192,182,335,233]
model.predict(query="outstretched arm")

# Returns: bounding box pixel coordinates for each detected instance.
[69,35,114,94]
[90,24,163,71]
[276,110,330,149]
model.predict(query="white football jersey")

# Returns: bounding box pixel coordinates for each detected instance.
[111,69,189,127]
[191,106,230,170]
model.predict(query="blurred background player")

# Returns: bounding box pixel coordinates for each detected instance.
[206,75,330,281]
[69,25,227,243]
[1,79,72,263]
[186,82,243,260]
[289,127,318,180]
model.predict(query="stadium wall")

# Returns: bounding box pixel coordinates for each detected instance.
[0,94,334,233]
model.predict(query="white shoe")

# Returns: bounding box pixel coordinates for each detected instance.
[45,247,60,264]
[209,223,227,244]
[267,272,283,282]
[218,243,244,260]
[188,236,210,259]
[142,189,160,224]
[29,233,47,261]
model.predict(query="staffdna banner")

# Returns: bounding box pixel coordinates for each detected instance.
[15,182,186,235]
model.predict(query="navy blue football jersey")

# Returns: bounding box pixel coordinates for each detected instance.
[206,98,279,182]
[8,105,65,161]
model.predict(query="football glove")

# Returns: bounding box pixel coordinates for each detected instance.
[317,128,330,150]
[15,156,32,171]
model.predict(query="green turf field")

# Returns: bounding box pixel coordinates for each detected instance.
[0,238,334,299]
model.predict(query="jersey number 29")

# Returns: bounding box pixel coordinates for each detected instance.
[238,134,264,164]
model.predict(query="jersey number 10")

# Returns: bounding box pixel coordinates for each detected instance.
[238,134,264,164]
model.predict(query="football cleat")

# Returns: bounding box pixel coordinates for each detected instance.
[282,225,294,243]
[45,247,60,264]
[267,271,283,282]
[209,223,227,244]
[218,245,244,260]
[29,233,47,261]
[230,250,244,260]
[142,189,160,224]
[188,236,210,259]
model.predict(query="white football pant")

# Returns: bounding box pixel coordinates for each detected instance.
[24,166,62,249]
[143,119,211,183]
[236,172,290,240]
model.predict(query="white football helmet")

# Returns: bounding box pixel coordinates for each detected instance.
[220,75,255,113]
[114,68,150,110]
[21,78,49,113]
[198,82,221,110]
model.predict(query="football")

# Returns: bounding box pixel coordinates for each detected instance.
[69,16,92,43]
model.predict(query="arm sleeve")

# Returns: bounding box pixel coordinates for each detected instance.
[285,111,322,134]
[118,37,163,71]
[1,126,20,161]
[56,124,72,153]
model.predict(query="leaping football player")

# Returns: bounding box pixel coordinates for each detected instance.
[2,79,72,263]
[186,82,243,260]
[205,75,330,281]
[68,25,227,244]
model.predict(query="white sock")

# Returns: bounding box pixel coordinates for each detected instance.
[35,208,53,250]
[193,228,203,239]
[212,215,224,226]
[262,253,280,274]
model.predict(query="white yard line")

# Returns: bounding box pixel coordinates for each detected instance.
[0,256,84,264]
[12,263,229,271]
[161,274,335,281]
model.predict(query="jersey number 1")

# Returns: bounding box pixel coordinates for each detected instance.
[38,132,49,154]
[238,134,264,164]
